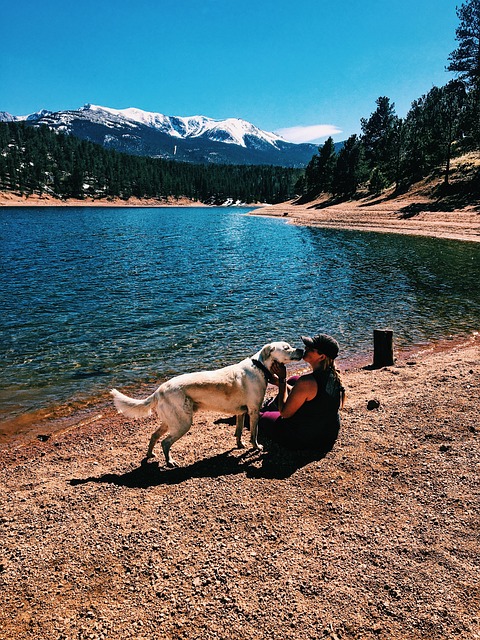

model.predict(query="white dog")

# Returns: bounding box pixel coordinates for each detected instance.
[111,341,303,467]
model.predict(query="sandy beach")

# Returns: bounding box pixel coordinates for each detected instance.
[0,334,479,639]
[0,191,208,208]
[252,196,480,243]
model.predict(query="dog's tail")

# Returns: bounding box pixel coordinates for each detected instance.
[110,388,157,419]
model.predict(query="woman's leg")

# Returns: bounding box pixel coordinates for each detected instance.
[257,410,281,440]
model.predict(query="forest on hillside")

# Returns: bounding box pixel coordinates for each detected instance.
[0,122,301,203]
[299,0,480,200]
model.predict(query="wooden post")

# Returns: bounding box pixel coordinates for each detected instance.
[373,329,394,368]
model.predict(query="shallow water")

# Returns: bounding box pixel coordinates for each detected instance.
[1,206,479,429]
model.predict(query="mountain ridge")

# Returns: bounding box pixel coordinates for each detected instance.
[1,104,326,167]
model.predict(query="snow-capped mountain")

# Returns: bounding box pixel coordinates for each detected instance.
[87,104,285,149]
[1,104,319,167]
[0,111,17,122]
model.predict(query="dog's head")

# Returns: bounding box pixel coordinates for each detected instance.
[260,341,304,364]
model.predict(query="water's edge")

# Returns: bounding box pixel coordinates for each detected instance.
[1,331,476,450]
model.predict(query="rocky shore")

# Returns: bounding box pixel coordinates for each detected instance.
[1,335,478,639]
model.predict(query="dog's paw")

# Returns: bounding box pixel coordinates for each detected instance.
[146,452,156,460]
[166,459,179,468]
[236,441,246,449]
[253,443,264,451]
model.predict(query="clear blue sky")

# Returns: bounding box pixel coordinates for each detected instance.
[1,0,460,143]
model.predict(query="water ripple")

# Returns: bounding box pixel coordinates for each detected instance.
[1,206,479,423]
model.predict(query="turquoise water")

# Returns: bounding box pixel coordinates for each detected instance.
[1,205,479,425]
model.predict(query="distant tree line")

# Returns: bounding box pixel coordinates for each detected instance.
[298,0,480,199]
[0,122,301,204]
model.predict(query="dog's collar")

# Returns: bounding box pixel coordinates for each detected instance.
[251,358,275,384]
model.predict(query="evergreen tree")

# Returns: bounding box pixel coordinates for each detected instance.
[304,137,337,196]
[331,135,365,197]
[361,97,400,184]
[368,166,389,194]
[447,0,480,92]
[402,82,467,185]
[447,0,480,148]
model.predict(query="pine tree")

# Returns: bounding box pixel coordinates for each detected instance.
[448,0,480,92]
[447,0,480,148]
[361,97,400,184]
[402,82,467,185]
[304,137,337,196]
[331,135,365,197]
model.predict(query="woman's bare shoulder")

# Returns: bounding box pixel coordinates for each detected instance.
[298,372,317,384]
[295,373,318,394]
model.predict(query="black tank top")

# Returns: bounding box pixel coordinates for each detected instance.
[280,367,342,447]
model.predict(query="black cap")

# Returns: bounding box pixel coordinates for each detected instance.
[301,334,339,359]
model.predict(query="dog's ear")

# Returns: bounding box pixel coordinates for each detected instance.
[260,344,274,360]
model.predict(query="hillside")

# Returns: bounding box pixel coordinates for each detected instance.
[0,122,301,204]
[253,153,480,242]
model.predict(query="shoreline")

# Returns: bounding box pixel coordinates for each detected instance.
[1,192,478,447]
[1,331,477,452]
[0,191,209,208]
[251,196,480,243]
[2,190,479,244]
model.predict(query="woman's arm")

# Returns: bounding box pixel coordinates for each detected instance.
[279,376,317,419]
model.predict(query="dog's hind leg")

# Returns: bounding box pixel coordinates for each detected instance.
[157,396,194,467]
[160,417,192,468]
[235,413,246,449]
[146,422,168,460]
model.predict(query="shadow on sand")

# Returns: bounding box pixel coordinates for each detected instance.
[70,441,335,488]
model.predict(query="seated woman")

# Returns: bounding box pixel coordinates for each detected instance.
[258,333,345,451]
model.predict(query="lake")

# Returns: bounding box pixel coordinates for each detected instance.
[1,205,479,428]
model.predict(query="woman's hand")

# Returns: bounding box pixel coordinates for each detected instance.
[271,361,287,382]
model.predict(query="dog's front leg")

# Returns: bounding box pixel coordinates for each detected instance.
[235,413,246,448]
[249,409,263,451]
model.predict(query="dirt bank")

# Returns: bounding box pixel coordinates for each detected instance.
[0,192,208,208]
[1,335,478,639]
[252,196,480,243]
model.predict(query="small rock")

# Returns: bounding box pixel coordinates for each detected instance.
[367,399,381,410]
[37,434,50,442]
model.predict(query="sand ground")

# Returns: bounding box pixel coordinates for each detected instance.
[0,192,207,208]
[251,196,480,243]
[251,152,479,243]
[0,335,479,640]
